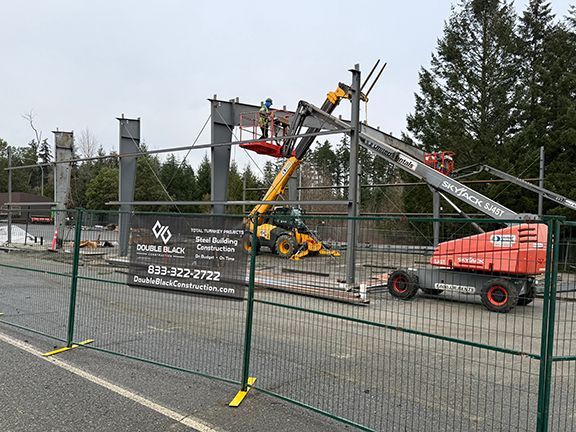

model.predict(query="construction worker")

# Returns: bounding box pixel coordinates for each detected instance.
[259,98,273,139]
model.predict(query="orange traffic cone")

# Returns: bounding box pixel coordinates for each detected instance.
[50,227,59,251]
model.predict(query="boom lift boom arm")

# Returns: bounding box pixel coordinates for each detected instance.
[301,102,534,221]
[249,83,362,222]
[455,164,576,212]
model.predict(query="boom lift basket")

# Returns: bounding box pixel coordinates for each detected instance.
[239,110,290,158]
[424,151,456,175]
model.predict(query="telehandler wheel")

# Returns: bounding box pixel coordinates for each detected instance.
[275,235,297,259]
[387,270,419,300]
[242,233,260,254]
[517,284,536,306]
[421,287,444,296]
[480,279,519,313]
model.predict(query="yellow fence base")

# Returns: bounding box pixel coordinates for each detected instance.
[229,377,257,407]
[42,339,94,357]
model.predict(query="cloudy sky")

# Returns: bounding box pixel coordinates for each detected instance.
[1,0,572,171]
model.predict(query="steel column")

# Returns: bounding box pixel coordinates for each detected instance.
[118,117,140,256]
[211,98,233,215]
[432,190,440,246]
[538,146,545,217]
[53,131,74,248]
[288,174,299,202]
[7,147,12,244]
[346,65,361,286]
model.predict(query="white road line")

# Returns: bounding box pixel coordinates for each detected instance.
[0,331,219,432]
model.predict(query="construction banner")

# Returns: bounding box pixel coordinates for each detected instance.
[128,214,248,299]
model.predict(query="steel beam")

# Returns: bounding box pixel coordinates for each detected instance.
[107,200,350,206]
[208,98,331,131]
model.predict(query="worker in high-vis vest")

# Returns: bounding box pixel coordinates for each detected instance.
[259,98,273,138]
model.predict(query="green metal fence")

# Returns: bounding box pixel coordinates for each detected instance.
[0,208,573,431]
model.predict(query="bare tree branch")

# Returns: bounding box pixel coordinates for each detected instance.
[22,110,42,146]
[77,128,98,159]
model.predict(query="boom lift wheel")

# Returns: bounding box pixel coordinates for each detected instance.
[275,235,297,259]
[387,270,419,300]
[480,279,519,313]
[517,283,536,306]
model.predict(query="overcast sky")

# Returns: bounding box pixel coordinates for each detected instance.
[1,0,572,172]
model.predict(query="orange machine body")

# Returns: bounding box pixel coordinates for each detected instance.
[430,223,548,276]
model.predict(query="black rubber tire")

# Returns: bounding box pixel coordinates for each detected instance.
[480,278,519,313]
[387,270,419,300]
[421,288,444,295]
[517,283,536,306]
[275,235,297,259]
[242,233,260,254]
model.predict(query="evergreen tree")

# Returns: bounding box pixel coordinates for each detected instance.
[195,153,211,204]
[516,0,554,137]
[261,159,284,186]
[406,0,518,214]
[85,167,119,209]
[498,0,555,213]
[134,153,167,211]
[407,0,518,166]
[309,140,339,186]
[38,139,52,164]
[227,161,244,214]
[160,155,197,200]
[242,164,263,203]
[539,14,576,217]
[37,138,52,197]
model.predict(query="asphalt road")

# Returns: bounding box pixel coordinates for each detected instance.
[1,245,575,431]
[0,325,350,432]
[0,332,199,432]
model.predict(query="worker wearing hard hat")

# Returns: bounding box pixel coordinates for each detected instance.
[259,98,273,139]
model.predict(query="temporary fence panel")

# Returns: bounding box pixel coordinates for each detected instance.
[248,215,550,432]
[71,210,249,385]
[548,220,576,432]
[0,209,75,341]
[0,209,571,432]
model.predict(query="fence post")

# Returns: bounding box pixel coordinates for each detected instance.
[66,208,84,347]
[241,216,258,390]
[536,217,562,432]
[229,216,259,407]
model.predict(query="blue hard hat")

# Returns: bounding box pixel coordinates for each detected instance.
[265,98,273,104]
